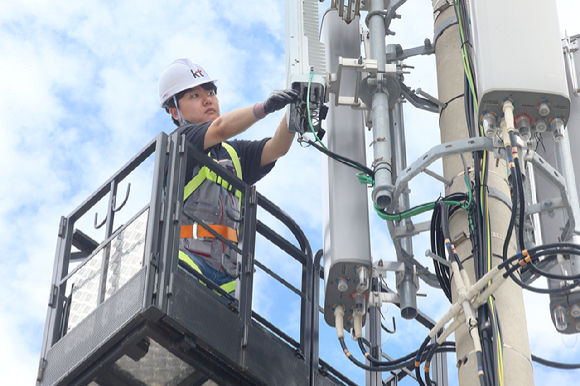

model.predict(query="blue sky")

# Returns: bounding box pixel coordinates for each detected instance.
[1,0,579,385]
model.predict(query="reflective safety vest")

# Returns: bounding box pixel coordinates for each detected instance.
[178,251,236,294]
[183,142,243,202]
[178,142,241,291]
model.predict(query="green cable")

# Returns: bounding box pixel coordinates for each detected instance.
[374,172,472,221]
[357,172,375,187]
[462,175,472,210]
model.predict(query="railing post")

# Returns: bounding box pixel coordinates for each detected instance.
[238,185,258,364]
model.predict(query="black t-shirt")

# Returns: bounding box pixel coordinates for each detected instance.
[175,121,276,186]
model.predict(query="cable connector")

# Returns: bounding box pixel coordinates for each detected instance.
[334,305,345,339]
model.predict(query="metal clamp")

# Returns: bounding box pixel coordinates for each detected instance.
[328,56,397,107]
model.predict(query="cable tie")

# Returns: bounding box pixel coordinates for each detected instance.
[509,161,515,168]
[415,360,421,368]
[522,249,529,257]
[344,349,351,357]
[524,256,532,264]
[516,250,523,258]
[424,362,430,372]
[364,352,369,358]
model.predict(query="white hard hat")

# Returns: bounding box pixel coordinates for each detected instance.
[158,59,217,107]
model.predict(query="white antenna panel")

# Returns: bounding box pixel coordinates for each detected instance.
[285,0,326,80]
[470,0,571,126]
[285,0,327,133]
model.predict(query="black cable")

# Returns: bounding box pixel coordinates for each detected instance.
[514,248,580,281]
[301,137,375,177]
[502,147,518,260]
[532,354,580,370]
[424,342,440,386]
[430,194,469,303]
[357,338,456,367]
[339,337,425,372]
[501,246,580,275]
[415,337,431,386]
[509,131,526,250]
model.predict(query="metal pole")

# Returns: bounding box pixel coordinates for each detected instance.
[366,279,382,386]
[369,0,394,208]
[387,46,418,320]
[431,2,534,385]
[554,131,580,275]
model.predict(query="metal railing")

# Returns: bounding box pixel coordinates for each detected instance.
[38,131,354,386]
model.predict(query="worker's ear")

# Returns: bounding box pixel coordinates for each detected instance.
[169,107,179,121]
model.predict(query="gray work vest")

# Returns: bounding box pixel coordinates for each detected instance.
[179,142,242,278]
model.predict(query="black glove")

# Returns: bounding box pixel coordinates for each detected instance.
[262,89,300,114]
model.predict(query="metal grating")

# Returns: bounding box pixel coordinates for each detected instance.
[106,339,196,385]
[42,268,147,386]
[68,210,148,332]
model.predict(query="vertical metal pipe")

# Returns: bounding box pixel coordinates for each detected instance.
[366,279,382,386]
[389,74,418,320]
[554,132,580,274]
[97,180,117,305]
[238,186,258,367]
[369,0,393,208]
[143,134,169,309]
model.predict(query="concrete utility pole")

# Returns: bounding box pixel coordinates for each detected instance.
[431,2,535,385]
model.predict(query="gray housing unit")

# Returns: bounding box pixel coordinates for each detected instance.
[470,0,570,125]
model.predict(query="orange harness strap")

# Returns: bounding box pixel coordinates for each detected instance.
[180,224,238,243]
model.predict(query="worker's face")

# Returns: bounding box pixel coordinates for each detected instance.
[171,85,220,124]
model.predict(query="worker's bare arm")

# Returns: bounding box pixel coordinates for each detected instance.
[204,107,259,149]
[260,114,295,167]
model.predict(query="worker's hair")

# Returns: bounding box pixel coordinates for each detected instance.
[165,82,218,127]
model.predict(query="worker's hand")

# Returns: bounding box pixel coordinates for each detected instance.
[263,89,300,114]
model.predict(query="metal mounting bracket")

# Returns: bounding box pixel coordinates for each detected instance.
[524,150,576,241]
[391,137,494,208]
[327,56,396,108]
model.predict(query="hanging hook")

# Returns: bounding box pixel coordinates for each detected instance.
[94,212,107,229]
[113,183,131,212]
[381,317,396,334]
[93,183,131,229]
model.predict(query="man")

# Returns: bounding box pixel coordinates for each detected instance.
[158,58,298,293]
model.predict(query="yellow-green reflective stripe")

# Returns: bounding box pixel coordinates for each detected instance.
[178,251,236,293]
[219,279,236,294]
[222,143,242,181]
[179,250,202,274]
[183,143,243,201]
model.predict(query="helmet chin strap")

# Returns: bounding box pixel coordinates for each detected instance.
[173,95,188,125]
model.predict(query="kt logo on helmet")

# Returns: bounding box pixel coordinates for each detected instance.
[191,69,204,79]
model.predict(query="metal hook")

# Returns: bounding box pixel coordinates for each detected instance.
[93,183,131,229]
[113,183,131,212]
[381,317,396,334]
[94,212,107,229]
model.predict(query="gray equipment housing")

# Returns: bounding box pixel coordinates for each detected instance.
[470,0,571,126]
[321,10,373,329]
